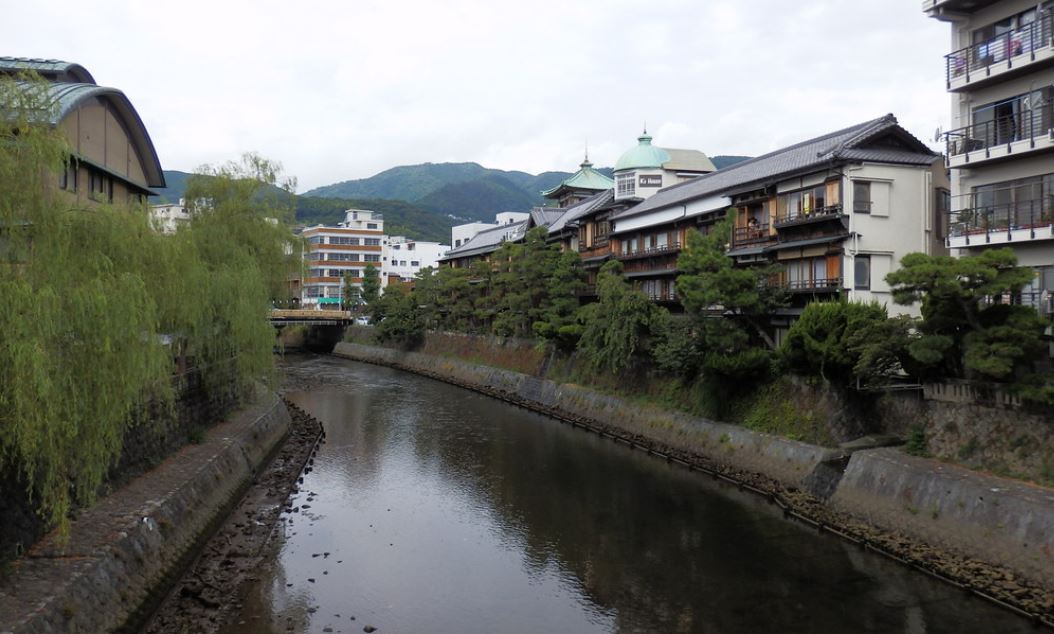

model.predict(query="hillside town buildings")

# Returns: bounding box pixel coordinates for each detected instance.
[0,57,166,205]
[150,198,190,233]
[925,0,1054,316]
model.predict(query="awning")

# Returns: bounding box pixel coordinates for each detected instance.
[727,246,766,257]
[318,297,342,304]
[624,268,678,279]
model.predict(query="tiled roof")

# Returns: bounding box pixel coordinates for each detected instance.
[547,190,614,234]
[541,161,613,197]
[612,114,936,222]
[529,207,565,228]
[438,220,527,261]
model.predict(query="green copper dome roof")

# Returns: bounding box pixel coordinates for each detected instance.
[614,132,670,171]
[540,157,614,197]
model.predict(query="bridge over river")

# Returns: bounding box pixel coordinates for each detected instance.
[270,309,356,352]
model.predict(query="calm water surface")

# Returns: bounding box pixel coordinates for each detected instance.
[223,356,1033,633]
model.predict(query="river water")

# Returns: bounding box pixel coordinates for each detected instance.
[223,355,1033,633]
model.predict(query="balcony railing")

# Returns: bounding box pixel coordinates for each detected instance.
[646,291,679,302]
[733,223,772,245]
[773,204,844,228]
[945,107,1053,157]
[982,290,1054,316]
[783,278,842,292]
[617,241,681,260]
[945,13,1054,85]
[949,197,1054,241]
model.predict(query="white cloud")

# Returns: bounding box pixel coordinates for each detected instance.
[4,0,950,191]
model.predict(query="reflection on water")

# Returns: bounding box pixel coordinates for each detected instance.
[223,356,1032,633]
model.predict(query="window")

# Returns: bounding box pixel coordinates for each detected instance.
[853,182,871,213]
[399,260,407,266]
[936,188,950,239]
[854,256,871,290]
[89,170,107,200]
[367,223,378,229]
[411,261,419,267]
[331,236,360,246]
[308,236,324,244]
[455,239,462,247]
[59,160,77,191]
[595,220,610,243]
[393,244,400,250]
[363,254,381,262]
[616,173,635,197]
[624,237,638,255]
[306,286,324,298]
[364,238,381,246]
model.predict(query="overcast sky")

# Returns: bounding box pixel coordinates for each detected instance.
[5,0,951,192]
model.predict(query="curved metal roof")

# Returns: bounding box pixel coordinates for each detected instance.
[39,82,165,189]
[614,133,670,171]
[0,57,95,84]
[541,159,614,197]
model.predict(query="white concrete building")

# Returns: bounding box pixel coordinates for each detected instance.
[150,198,190,234]
[450,212,529,249]
[383,235,450,281]
[925,0,1054,316]
[301,209,386,308]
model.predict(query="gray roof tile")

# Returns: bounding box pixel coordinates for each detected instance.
[612,114,935,222]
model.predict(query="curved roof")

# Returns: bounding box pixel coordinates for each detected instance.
[0,57,96,84]
[541,159,614,197]
[2,58,164,190]
[614,133,670,172]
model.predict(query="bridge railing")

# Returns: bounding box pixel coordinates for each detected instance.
[271,309,352,321]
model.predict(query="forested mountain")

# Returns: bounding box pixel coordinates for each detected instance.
[154,155,749,243]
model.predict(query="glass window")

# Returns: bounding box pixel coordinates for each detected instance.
[854,182,872,213]
[617,173,635,197]
[855,255,871,290]
[411,261,420,267]
[365,238,381,246]
[367,223,378,229]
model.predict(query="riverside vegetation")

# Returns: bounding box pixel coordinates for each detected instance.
[357,212,1053,449]
[0,74,299,553]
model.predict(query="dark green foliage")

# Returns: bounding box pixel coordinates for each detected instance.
[782,301,888,385]
[905,427,929,457]
[533,250,586,350]
[490,227,562,338]
[578,261,670,374]
[676,211,786,350]
[372,284,424,347]
[887,249,1047,381]
[361,263,381,307]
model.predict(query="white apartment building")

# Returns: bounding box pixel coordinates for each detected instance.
[301,209,386,308]
[384,236,449,281]
[451,212,529,249]
[150,198,190,234]
[926,0,1054,315]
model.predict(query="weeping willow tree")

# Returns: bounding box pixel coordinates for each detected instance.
[0,74,298,539]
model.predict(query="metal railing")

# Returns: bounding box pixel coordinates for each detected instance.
[773,204,844,227]
[782,278,842,292]
[981,290,1054,315]
[945,106,1053,157]
[948,196,1054,239]
[646,291,679,302]
[618,241,681,259]
[946,12,1054,84]
[733,223,772,245]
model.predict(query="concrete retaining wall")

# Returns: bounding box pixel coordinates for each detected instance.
[335,341,1054,590]
[334,342,836,488]
[0,388,291,634]
[831,448,1054,588]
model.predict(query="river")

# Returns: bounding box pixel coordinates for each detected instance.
[222,355,1034,633]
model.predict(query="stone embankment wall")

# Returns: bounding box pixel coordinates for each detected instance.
[333,341,1054,590]
[0,388,291,634]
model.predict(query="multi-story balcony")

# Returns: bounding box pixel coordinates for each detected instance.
[944,12,1054,91]
[947,196,1054,248]
[615,241,682,260]
[772,203,845,229]
[732,224,772,247]
[944,107,1054,168]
